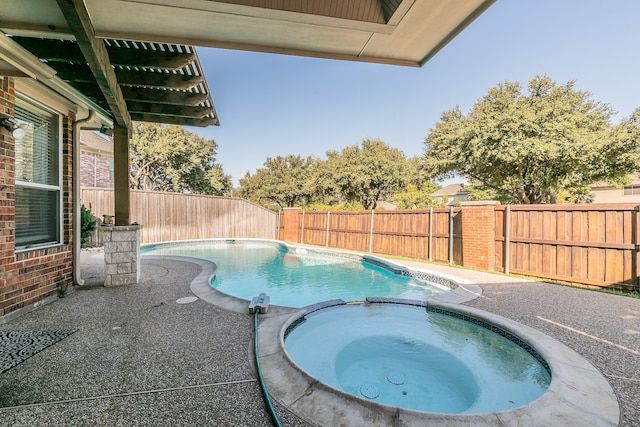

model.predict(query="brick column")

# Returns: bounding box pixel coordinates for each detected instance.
[280,208,301,242]
[0,77,15,275]
[460,201,499,271]
[101,224,142,286]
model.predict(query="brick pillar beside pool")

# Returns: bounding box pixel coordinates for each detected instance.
[460,201,498,271]
[101,224,142,286]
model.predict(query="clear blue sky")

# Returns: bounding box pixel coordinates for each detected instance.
[190,0,640,186]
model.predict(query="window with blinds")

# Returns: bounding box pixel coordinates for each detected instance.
[14,96,62,249]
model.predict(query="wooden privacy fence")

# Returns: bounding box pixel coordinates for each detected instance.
[283,208,463,265]
[495,204,640,290]
[81,187,278,245]
[280,203,640,290]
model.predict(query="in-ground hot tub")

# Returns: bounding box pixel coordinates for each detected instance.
[284,301,551,414]
[258,299,619,426]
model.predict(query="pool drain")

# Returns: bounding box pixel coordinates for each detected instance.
[360,384,380,399]
[387,371,406,385]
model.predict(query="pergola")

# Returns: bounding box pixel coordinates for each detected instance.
[1,0,495,225]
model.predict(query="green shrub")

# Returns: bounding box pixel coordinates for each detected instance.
[81,204,97,247]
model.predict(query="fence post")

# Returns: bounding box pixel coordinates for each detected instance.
[634,205,640,291]
[326,211,331,247]
[301,211,305,244]
[428,207,433,262]
[504,205,511,275]
[369,210,375,253]
[448,206,454,263]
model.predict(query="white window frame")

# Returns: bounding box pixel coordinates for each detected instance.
[14,93,63,252]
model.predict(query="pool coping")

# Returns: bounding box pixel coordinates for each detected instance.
[258,300,619,426]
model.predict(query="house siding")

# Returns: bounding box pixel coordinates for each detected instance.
[0,76,75,320]
[591,187,640,204]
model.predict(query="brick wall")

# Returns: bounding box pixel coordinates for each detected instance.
[460,202,497,271]
[0,76,75,320]
[80,151,113,188]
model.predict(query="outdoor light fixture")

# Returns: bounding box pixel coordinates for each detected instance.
[0,117,28,139]
[99,125,113,137]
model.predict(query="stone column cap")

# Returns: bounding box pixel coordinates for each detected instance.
[459,201,501,206]
[100,224,143,231]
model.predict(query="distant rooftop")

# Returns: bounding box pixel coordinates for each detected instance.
[80,130,112,154]
[432,183,466,197]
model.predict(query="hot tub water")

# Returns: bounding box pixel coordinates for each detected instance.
[284,303,551,414]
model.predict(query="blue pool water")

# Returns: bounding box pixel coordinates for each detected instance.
[141,241,446,308]
[285,304,551,414]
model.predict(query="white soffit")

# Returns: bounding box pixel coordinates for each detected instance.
[1,0,495,67]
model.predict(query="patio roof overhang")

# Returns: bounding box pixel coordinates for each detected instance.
[0,0,495,228]
[1,0,495,68]
[0,0,496,127]
[0,0,495,127]
[0,0,495,92]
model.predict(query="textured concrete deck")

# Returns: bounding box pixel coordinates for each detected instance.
[0,251,307,426]
[0,249,638,426]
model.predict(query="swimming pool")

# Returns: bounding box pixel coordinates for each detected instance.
[284,302,550,414]
[142,240,453,308]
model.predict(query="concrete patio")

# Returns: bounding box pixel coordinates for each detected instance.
[0,249,638,426]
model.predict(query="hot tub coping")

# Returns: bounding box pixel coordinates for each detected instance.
[258,299,619,426]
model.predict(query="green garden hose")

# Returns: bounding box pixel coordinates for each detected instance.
[254,310,282,427]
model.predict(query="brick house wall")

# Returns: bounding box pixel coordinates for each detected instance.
[80,151,113,188]
[0,76,75,320]
[79,130,113,188]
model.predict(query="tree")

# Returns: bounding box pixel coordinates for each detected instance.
[129,122,231,195]
[405,156,433,189]
[391,156,442,209]
[317,139,409,210]
[392,182,442,209]
[238,155,316,208]
[423,75,640,204]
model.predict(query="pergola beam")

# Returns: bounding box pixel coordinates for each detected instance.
[126,101,210,118]
[9,36,196,70]
[117,70,204,90]
[108,48,196,70]
[129,113,218,127]
[45,61,204,90]
[120,87,209,106]
[55,0,131,128]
